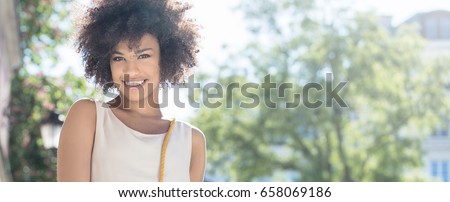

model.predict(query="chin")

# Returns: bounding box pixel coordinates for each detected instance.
[119,88,157,107]
[119,94,146,108]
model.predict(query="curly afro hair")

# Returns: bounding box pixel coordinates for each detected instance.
[75,0,200,93]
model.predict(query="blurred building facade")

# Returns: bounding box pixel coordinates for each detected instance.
[401,10,450,182]
[382,10,450,57]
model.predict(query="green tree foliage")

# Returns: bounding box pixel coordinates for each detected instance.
[8,0,95,181]
[18,0,69,66]
[191,0,450,181]
[9,70,93,181]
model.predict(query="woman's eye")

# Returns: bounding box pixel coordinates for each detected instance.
[112,57,125,61]
[138,54,151,59]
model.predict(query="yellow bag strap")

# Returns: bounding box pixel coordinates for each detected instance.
[159,118,176,182]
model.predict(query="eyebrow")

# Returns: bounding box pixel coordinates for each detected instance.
[112,48,153,55]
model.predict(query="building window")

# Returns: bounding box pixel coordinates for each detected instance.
[432,161,439,178]
[443,161,449,182]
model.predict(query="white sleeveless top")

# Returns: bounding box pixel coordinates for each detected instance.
[91,100,192,182]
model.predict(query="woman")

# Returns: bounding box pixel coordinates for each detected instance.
[57,0,206,182]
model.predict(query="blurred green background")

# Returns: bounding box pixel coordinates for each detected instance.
[0,0,449,182]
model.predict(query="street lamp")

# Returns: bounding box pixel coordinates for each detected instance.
[40,111,64,149]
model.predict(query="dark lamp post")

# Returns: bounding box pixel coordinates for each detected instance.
[40,111,64,149]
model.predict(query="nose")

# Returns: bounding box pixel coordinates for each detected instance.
[122,59,141,77]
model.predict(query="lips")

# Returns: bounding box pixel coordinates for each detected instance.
[122,79,148,88]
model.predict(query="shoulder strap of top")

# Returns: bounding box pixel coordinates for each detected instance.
[159,118,176,182]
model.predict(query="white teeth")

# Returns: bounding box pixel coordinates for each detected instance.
[125,80,145,87]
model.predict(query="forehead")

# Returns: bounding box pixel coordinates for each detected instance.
[114,34,160,52]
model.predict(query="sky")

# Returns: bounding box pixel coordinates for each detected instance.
[38,0,450,120]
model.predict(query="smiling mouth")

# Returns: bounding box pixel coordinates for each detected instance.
[123,79,148,88]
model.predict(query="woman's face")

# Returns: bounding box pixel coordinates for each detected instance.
[110,34,161,105]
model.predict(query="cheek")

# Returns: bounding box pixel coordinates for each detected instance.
[141,60,161,79]
[109,65,120,80]
[109,66,124,88]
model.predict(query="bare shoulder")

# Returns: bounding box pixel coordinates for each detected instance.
[70,98,96,114]
[63,98,97,130]
[189,124,206,182]
[191,126,205,143]
[57,98,97,181]
[176,120,205,144]
[61,98,97,138]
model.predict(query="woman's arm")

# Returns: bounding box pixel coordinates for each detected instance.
[57,99,96,182]
[190,128,206,182]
